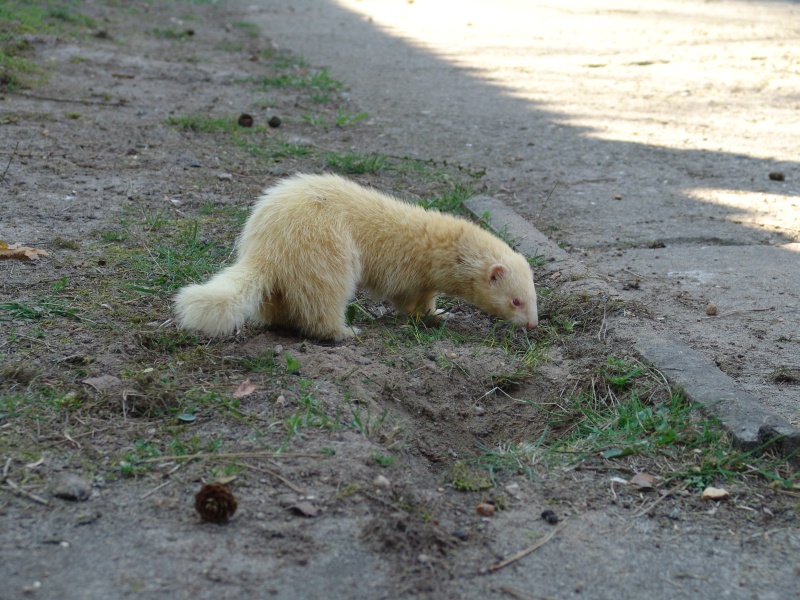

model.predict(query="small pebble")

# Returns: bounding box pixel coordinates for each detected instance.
[286,135,315,147]
[51,474,92,501]
[768,172,785,181]
[217,172,233,181]
[705,302,718,316]
[274,344,284,355]
[268,116,282,128]
[476,502,496,517]
[237,113,254,128]
[702,486,730,501]
[373,475,391,488]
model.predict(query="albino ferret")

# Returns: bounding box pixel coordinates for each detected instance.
[173,173,538,341]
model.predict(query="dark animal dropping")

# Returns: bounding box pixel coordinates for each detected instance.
[541,509,559,524]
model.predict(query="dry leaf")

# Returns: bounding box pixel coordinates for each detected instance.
[701,486,730,501]
[288,501,318,518]
[629,472,656,490]
[233,379,256,398]
[0,240,49,261]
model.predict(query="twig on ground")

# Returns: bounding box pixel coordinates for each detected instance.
[43,425,119,449]
[140,479,173,499]
[534,179,560,228]
[1,141,19,184]
[139,451,326,463]
[630,482,688,520]
[500,586,559,600]
[489,526,561,572]
[244,462,306,494]
[700,307,774,320]
[4,479,50,506]
[63,430,81,449]
[16,92,126,106]
[1,457,11,482]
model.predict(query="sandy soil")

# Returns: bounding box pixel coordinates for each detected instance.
[0,2,797,599]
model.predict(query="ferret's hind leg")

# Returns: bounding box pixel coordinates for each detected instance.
[288,283,358,341]
[283,255,360,342]
[255,289,288,327]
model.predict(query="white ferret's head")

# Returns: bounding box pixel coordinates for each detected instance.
[473,251,538,329]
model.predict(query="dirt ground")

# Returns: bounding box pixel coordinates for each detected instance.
[260,0,800,429]
[1,2,798,599]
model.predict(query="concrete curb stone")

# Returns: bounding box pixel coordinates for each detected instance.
[465,195,800,463]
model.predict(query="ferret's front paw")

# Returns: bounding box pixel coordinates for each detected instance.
[328,325,360,342]
[429,309,452,321]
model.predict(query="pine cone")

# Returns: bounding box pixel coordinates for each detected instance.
[195,483,237,523]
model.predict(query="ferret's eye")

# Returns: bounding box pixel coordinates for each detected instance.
[512,298,522,307]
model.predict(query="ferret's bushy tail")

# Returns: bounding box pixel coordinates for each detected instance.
[173,263,263,337]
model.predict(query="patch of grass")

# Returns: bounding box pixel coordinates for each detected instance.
[126,220,229,294]
[0,51,39,89]
[345,393,405,449]
[196,202,250,226]
[240,350,277,374]
[371,452,395,468]
[526,248,548,268]
[0,277,80,322]
[280,383,340,450]
[302,107,368,127]
[300,113,327,127]
[335,109,369,127]
[449,461,493,491]
[151,27,194,40]
[473,440,544,483]
[486,338,547,391]
[0,1,97,88]
[117,439,161,477]
[324,151,387,174]
[260,48,309,69]
[0,2,95,37]
[255,68,341,91]
[137,330,198,352]
[535,290,621,338]
[458,350,797,492]
[232,21,259,38]
[236,138,312,161]
[46,5,95,27]
[165,114,244,133]
[219,40,244,52]
[419,183,474,213]
[99,228,129,243]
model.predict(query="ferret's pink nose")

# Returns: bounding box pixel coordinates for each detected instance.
[525,321,538,329]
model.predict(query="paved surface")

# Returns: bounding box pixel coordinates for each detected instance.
[256,0,800,431]
[468,195,800,461]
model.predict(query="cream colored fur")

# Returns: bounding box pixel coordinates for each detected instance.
[173,173,538,341]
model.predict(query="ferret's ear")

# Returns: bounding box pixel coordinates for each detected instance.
[488,264,508,283]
